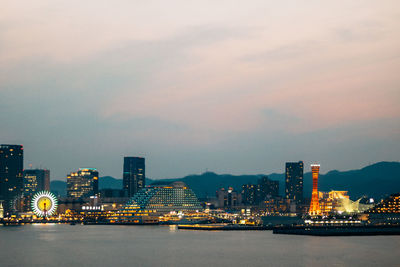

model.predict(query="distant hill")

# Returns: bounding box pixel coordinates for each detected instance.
[99,176,123,189]
[151,172,263,198]
[50,180,67,197]
[51,161,400,199]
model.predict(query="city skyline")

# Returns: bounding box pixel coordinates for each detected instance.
[1,1,399,180]
[4,143,400,181]
[1,2,400,266]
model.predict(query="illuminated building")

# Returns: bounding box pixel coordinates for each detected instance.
[23,169,50,196]
[319,191,349,214]
[0,201,3,218]
[109,182,202,223]
[123,157,145,197]
[285,161,304,203]
[309,164,321,215]
[367,193,400,224]
[216,187,242,208]
[335,197,374,214]
[0,144,24,214]
[242,176,279,205]
[264,196,293,213]
[258,176,279,198]
[319,190,374,214]
[368,193,400,214]
[242,184,257,205]
[67,168,99,199]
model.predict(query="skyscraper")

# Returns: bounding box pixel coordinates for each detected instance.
[309,164,321,215]
[0,144,24,213]
[242,184,257,205]
[242,176,279,205]
[67,168,99,198]
[285,161,304,203]
[258,176,279,199]
[23,169,50,196]
[123,157,145,197]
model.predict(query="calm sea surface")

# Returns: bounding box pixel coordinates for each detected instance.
[1,224,399,267]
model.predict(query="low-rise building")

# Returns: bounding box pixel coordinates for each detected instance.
[108,182,202,223]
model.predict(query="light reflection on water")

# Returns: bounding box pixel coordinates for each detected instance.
[32,223,57,226]
[0,224,399,267]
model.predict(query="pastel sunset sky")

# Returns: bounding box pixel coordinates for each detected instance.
[1,0,399,179]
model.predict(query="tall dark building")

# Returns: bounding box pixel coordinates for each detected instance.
[67,168,99,198]
[123,157,145,197]
[258,176,279,199]
[23,169,50,196]
[242,176,279,205]
[0,144,24,213]
[242,184,257,205]
[285,161,304,203]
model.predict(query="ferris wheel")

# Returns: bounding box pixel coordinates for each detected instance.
[31,191,58,217]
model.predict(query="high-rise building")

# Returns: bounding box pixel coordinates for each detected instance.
[67,168,99,199]
[216,187,242,208]
[258,176,279,199]
[309,164,321,215]
[0,144,24,213]
[242,184,257,205]
[285,161,304,203]
[23,169,50,196]
[242,176,279,206]
[123,157,145,197]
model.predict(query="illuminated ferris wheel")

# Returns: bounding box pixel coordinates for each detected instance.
[31,191,58,217]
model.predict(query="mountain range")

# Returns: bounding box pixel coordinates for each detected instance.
[51,161,400,200]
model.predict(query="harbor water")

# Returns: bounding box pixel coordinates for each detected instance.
[0,224,399,267]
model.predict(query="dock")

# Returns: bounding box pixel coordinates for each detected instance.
[178,224,273,231]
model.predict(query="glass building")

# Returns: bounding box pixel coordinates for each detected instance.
[109,182,202,222]
[0,144,24,213]
[241,176,279,205]
[23,169,50,196]
[285,161,304,203]
[258,176,279,198]
[67,168,99,199]
[123,157,145,197]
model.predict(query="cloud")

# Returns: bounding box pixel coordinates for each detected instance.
[335,20,386,43]
[242,42,318,63]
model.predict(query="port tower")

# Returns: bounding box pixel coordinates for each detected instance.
[309,164,321,215]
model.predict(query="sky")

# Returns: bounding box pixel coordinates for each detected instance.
[1,0,400,180]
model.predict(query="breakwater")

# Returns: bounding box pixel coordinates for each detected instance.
[273,225,400,236]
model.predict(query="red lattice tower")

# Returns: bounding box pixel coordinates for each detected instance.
[309,164,321,215]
